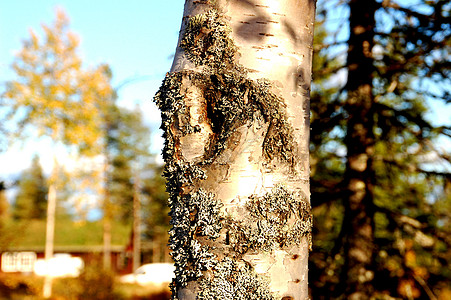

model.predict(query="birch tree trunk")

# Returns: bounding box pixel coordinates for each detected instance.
[154,1,316,299]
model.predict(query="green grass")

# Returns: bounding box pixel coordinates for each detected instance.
[115,282,171,300]
[5,219,130,248]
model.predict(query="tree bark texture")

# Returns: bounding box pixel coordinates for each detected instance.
[154,1,316,299]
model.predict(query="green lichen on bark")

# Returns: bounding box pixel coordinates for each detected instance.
[180,9,236,71]
[227,185,313,253]
[178,8,297,166]
[204,72,297,166]
[168,188,222,290]
[153,72,188,164]
[154,72,297,166]
[198,257,274,300]
[155,8,298,166]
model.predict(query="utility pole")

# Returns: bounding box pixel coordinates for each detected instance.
[43,164,57,298]
[133,173,141,272]
[103,157,112,270]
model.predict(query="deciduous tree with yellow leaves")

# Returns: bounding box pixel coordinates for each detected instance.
[4,9,111,152]
[2,9,113,298]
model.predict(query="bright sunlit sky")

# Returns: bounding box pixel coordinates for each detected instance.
[0,0,185,181]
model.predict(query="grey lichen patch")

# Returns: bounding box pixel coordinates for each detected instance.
[189,189,223,238]
[164,160,207,195]
[198,257,274,300]
[251,80,297,167]
[180,9,236,71]
[155,9,298,167]
[204,72,297,166]
[153,72,185,169]
[155,69,297,167]
[154,72,196,139]
[227,185,313,252]
[168,188,223,295]
[179,9,298,166]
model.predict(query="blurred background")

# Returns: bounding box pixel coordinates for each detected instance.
[0,0,449,299]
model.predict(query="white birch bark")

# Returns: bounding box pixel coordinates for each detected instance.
[155,1,315,299]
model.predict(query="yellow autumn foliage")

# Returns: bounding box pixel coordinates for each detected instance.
[398,279,421,299]
[3,8,112,156]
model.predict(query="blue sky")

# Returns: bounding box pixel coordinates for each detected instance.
[0,0,185,178]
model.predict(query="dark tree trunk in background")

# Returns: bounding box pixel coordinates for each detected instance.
[309,0,451,298]
[341,0,377,298]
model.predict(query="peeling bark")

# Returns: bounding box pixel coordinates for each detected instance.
[155,1,316,299]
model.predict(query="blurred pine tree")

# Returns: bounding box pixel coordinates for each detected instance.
[309,0,450,298]
[13,155,48,220]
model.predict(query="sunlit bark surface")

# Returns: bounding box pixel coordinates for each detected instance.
[155,1,316,299]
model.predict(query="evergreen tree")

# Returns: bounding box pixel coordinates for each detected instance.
[99,95,153,269]
[13,155,48,220]
[0,181,8,226]
[0,182,7,218]
[309,0,451,298]
[106,104,152,223]
[141,164,170,262]
[0,181,13,249]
